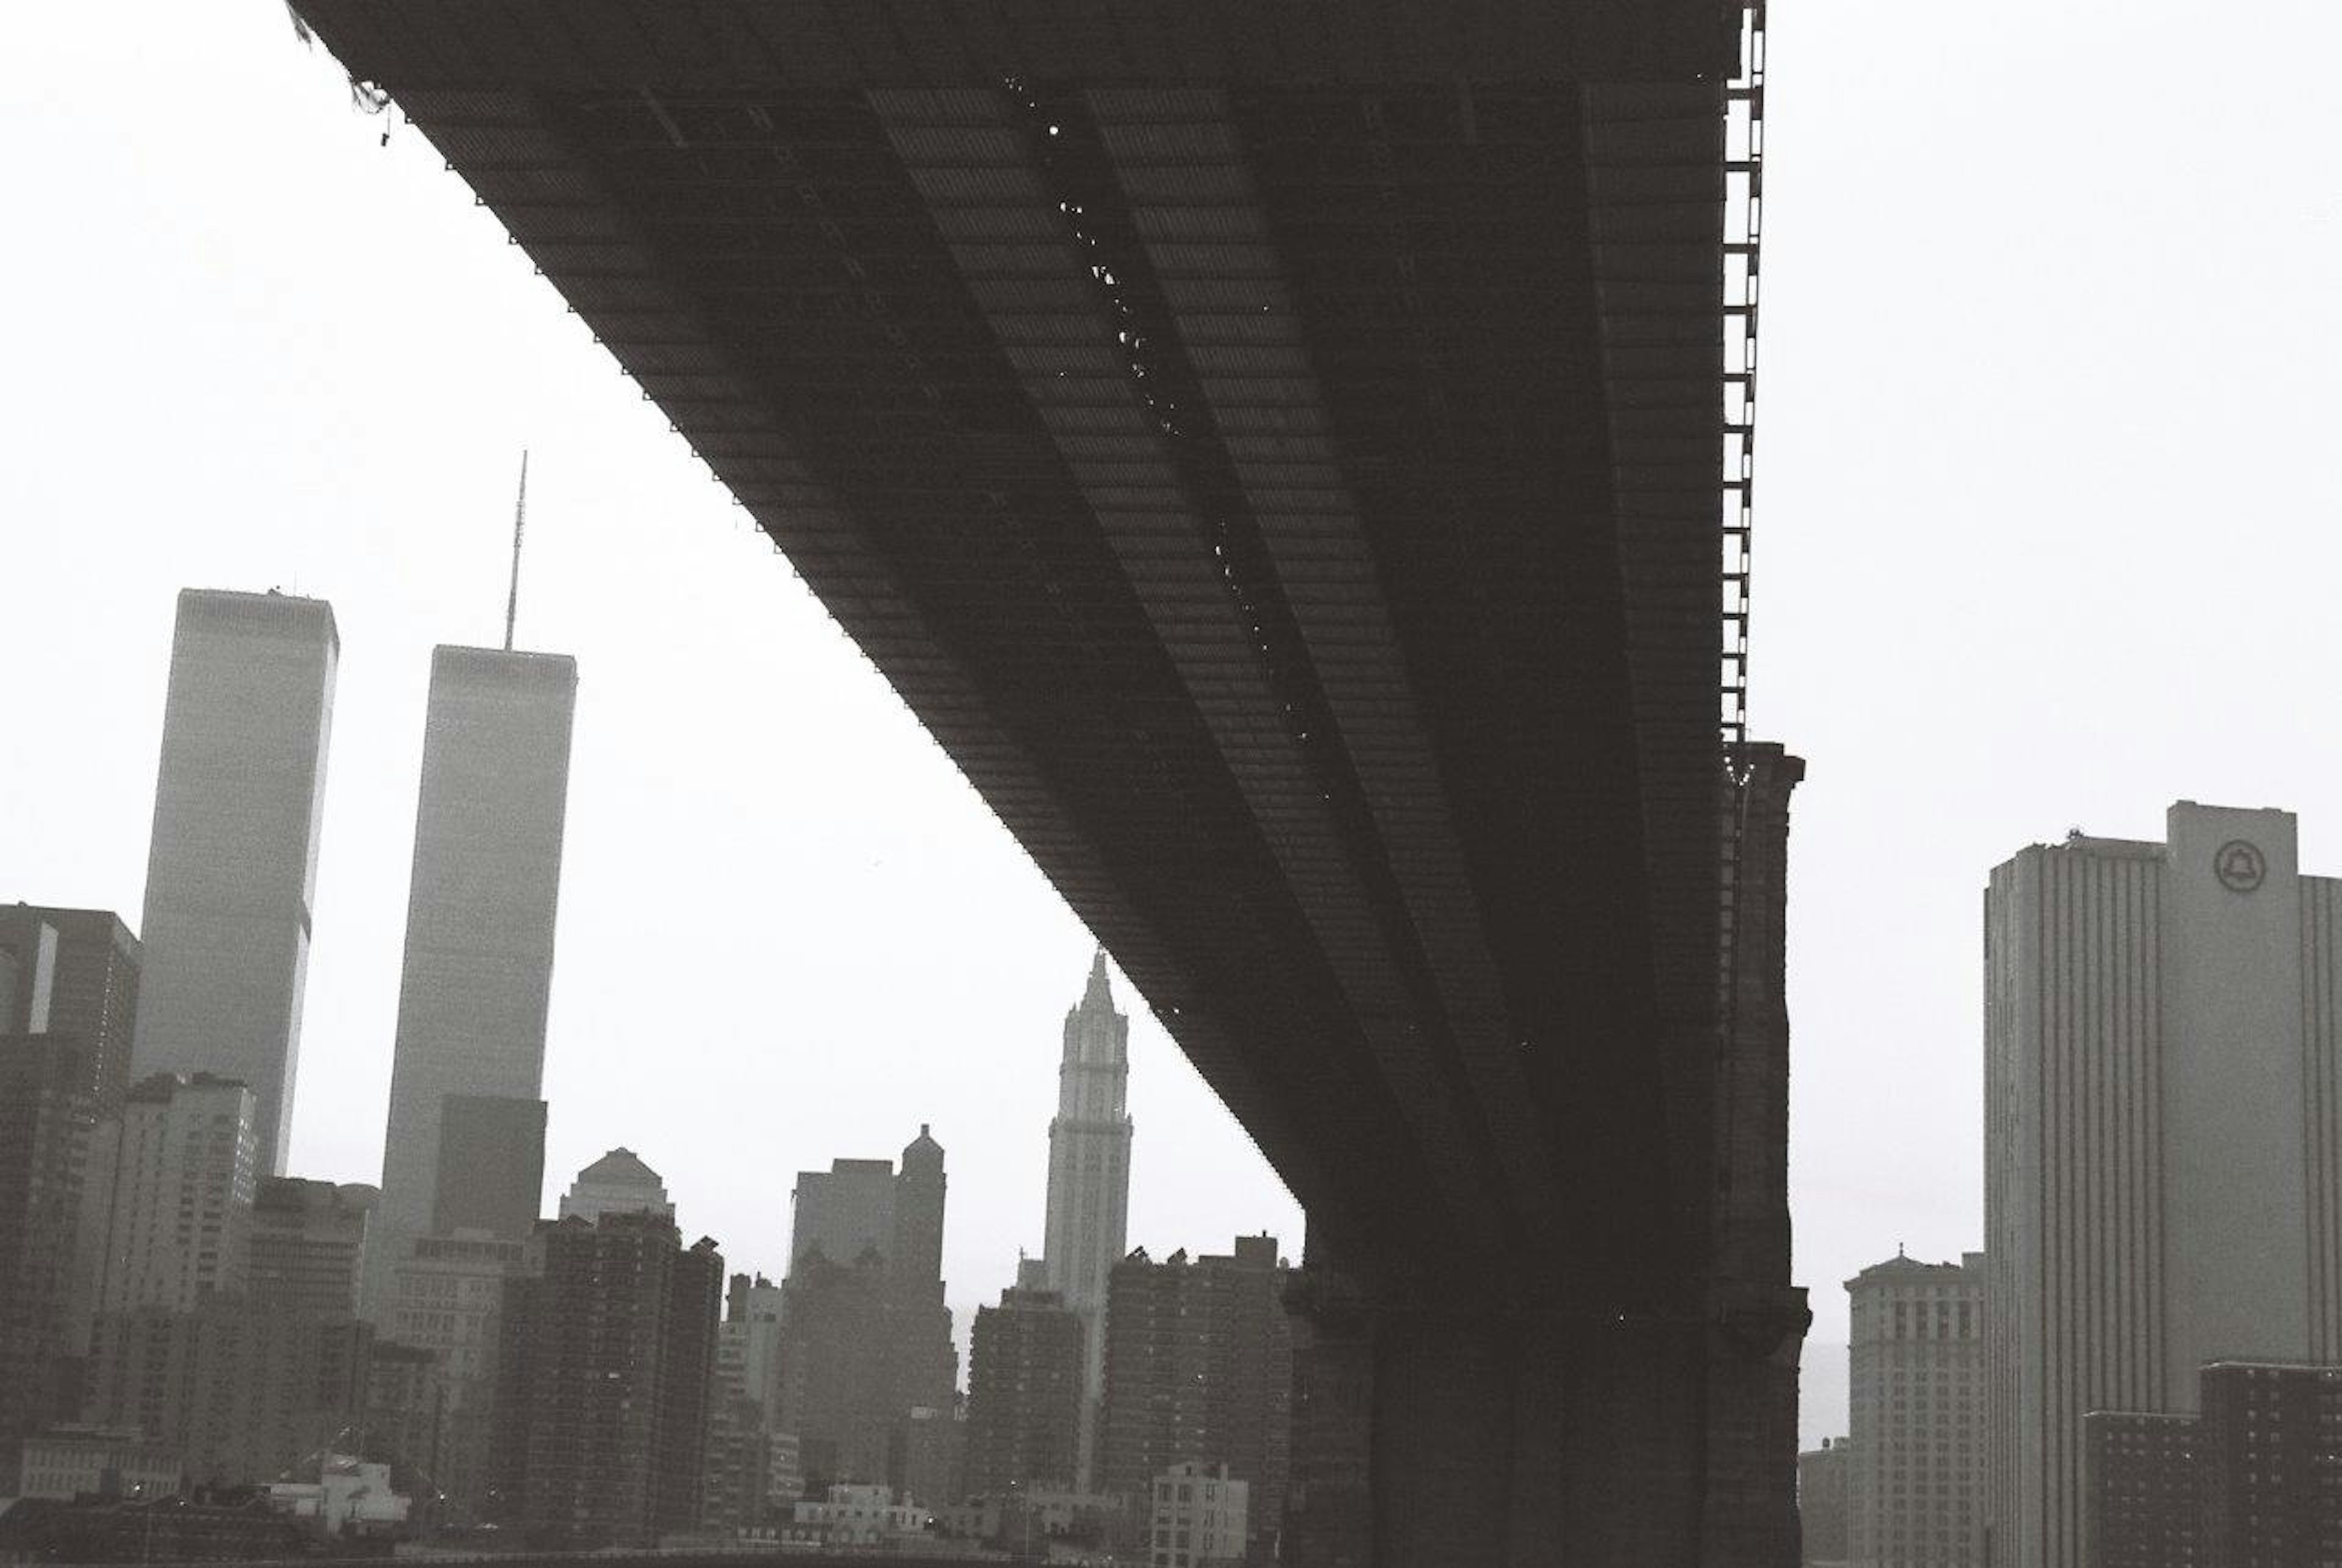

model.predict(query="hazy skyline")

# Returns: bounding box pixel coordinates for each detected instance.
[7,1,2341,1453]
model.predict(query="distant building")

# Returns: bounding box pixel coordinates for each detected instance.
[1041,951,1132,1487]
[965,1279,1085,1497]
[371,645,575,1315]
[133,587,338,1177]
[0,1426,179,1502]
[784,1483,926,1548]
[81,1300,371,1486]
[2081,1411,2197,1568]
[702,1272,789,1532]
[776,1129,958,1498]
[0,907,141,1112]
[1847,1251,1984,1566]
[266,1456,409,1539]
[1986,805,2342,1568]
[84,1073,256,1318]
[1281,1272,1369,1568]
[247,1178,371,1319]
[1799,1437,1850,1564]
[789,1158,898,1274]
[0,1036,97,1440]
[1098,1236,1292,1558]
[901,1400,964,1513]
[387,1230,524,1517]
[490,1212,721,1547]
[362,1341,449,1499]
[1149,1461,1249,1568]
[556,1146,673,1223]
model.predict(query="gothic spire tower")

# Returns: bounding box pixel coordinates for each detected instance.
[1041,948,1132,1484]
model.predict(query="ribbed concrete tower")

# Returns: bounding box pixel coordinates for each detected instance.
[1042,949,1132,1487]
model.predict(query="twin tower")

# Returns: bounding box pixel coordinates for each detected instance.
[127,587,575,1317]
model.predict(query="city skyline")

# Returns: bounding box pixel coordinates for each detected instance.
[8,0,2342,1427]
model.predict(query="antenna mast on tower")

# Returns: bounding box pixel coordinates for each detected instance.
[503,451,528,652]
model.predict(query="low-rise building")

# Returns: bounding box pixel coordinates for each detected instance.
[265,1456,408,1538]
[0,1427,178,1502]
[782,1482,928,1548]
[1150,1461,1248,1568]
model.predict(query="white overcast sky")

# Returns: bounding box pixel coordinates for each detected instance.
[5,4,2340,1447]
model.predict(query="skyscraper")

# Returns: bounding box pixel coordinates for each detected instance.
[1041,950,1131,1484]
[372,645,576,1312]
[776,1129,958,1497]
[1985,803,2342,1568]
[1847,1251,1985,1566]
[134,588,338,1176]
[0,906,141,1112]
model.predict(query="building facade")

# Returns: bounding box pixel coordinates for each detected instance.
[247,1178,371,1318]
[80,1300,372,1486]
[2196,1361,2342,1567]
[371,645,575,1314]
[133,588,338,1176]
[2081,1411,2197,1568]
[1148,1461,1250,1568]
[1042,951,1133,1486]
[966,1279,1086,1498]
[490,1213,720,1547]
[387,1230,524,1516]
[0,907,141,1112]
[1,1427,181,1502]
[1801,1437,1852,1564]
[84,1073,256,1317]
[1986,806,2342,1568]
[1847,1253,1985,1566]
[0,1036,98,1440]
[1098,1236,1292,1558]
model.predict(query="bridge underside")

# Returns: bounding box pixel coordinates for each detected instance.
[294,3,1804,1560]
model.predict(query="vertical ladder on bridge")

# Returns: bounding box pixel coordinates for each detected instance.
[1717,0,1768,1187]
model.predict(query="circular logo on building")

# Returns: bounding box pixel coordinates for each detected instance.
[2215,839,2266,893]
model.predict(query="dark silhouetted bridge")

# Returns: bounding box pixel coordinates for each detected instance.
[290,3,1804,1561]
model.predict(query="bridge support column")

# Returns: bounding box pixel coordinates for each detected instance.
[1287,1275,1717,1566]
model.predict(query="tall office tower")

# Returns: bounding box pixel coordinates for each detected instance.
[1985,804,2342,1568]
[0,906,141,1111]
[965,1280,1086,1497]
[558,1147,674,1223]
[1041,951,1132,1485]
[1098,1235,1294,1558]
[0,1037,96,1439]
[434,1093,545,1239]
[85,1073,257,1315]
[491,1212,721,1547]
[1846,1252,1986,1566]
[776,1129,959,1496]
[134,588,338,1177]
[247,1177,372,1317]
[388,1230,526,1518]
[373,645,576,1313]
